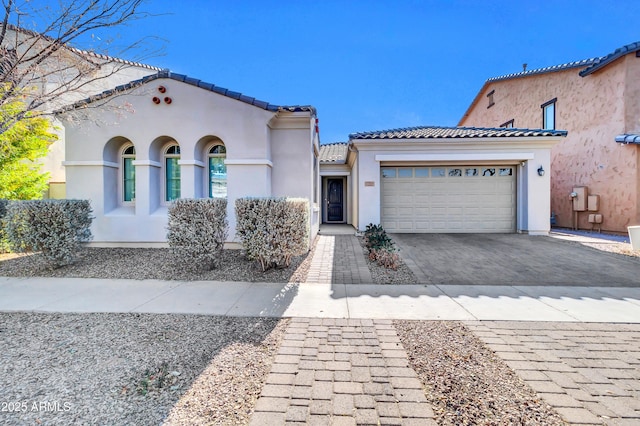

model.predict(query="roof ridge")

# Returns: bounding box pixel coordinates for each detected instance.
[487,57,602,82]
[349,125,567,140]
[55,70,316,114]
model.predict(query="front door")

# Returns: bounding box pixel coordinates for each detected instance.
[326,178,344,222]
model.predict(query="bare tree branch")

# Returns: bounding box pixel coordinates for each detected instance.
[0,0,165,134]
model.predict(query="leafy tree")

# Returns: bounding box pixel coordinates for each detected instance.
[0,90,56,199]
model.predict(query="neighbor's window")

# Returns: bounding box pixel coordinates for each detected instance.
[542,98,557,130]
[122,145,135,202]
[487,90,495,108]
[165,144,181,202]
[208,144,227,198]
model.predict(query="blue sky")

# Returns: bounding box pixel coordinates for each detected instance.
[81,1,640,142]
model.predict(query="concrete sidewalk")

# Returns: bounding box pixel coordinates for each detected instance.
[2,276,640,322]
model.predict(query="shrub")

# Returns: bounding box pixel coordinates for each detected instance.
[166,198,228,271]
[363,223,400,270]
[0,199,9,253]
[4,199,93,268]
[372,247,400,270]
[235,197,309,271]
[364,223,394,252]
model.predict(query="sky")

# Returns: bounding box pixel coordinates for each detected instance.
[34,0,640,143]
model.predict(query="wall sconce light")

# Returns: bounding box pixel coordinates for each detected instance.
[537,166,545,176]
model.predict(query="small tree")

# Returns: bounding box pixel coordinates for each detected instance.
[0,94,56,199]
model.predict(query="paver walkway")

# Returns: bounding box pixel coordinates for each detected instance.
[306,235,373,284]
[467,321,640,425]
[249,318,436,425]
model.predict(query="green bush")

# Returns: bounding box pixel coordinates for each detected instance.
[4,199,93,268]
[0,199,9,253]
[235,197,309,271]
[167,198,228,271]
[363,223,400,270]
[364,223,394,252]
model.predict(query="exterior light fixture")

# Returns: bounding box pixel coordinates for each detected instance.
[537,166,545,176]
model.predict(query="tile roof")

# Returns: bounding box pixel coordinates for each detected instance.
[615,134,640,144]
[319,143,348,163]
[486,41,640,83]
[580,41,640,76]
[55,71,316,114]
[487,58,601,83]
[349,125,567,140]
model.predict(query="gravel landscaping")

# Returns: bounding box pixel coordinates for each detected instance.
[357,236,418,285]
[394,320,566,426]
[0,312,287,426]
[0,246,312,283]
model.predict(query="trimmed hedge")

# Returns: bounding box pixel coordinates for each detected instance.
[235,197,309,271]
[4,199,93,268]
[166,198,228,271]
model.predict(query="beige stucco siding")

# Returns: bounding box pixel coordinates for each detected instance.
[461,57,640,231]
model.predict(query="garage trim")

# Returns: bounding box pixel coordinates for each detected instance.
[375,152,535,162]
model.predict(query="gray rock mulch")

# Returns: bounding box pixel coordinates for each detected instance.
[0,312,288,426]
[0,246,312,283]
[394,320,567,426]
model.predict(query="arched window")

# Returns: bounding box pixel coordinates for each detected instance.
[122,145,136,203]
[208,144,227,198]
[164,144,181,201]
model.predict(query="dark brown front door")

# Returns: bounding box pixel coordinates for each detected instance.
[327,178,344,222]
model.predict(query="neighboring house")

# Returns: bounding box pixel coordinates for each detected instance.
[1,24,161,198]
[56,72,320,247]
[459,41,640,233]
[319,126,566,235]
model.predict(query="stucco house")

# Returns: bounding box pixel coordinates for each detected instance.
[57,72,320,247]
[319,127,566,236]
[459,41,640,233]
[57,67,566,247]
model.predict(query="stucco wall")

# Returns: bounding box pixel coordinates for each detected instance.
[460,56,640,231]
[61,78,315,245]
[44,63,159,186]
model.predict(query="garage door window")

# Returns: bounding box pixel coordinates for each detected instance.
[448,168,462,177]
[432,168,446,177]
[465,168,478,177]
[482,168,496,177]
[382,168,396,178]
[398,168,412,178]
[499,168,513,176]
[415,168,429,177]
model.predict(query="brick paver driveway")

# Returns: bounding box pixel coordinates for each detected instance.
[392,233,639,286]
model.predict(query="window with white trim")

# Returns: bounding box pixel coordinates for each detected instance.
[208,144,227,198]
[164,144,181,202]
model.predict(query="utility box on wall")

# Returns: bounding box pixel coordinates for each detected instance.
[572,187,588,211]
[588,195,600,212]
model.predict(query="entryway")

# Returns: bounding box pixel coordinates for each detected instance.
[322,177,347,224]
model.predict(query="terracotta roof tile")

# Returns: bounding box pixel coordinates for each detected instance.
[615,134,640,144]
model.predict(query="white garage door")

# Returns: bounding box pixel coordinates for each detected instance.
[381,166,516,233]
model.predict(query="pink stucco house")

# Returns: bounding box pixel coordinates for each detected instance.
[459,42,640,233]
